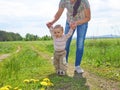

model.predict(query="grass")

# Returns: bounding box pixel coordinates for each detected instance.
[0,38,120,89]
[82,38,120,81]
[0,42,54,89]
[0,41,89,90]
[0,42,18,54]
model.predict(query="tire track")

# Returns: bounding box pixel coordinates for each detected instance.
[0,46,21,62]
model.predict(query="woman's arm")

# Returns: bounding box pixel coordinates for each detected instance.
[76,8,91,25]
[52,8,64,24]
[46,8,64,28]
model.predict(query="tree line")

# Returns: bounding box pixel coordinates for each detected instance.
[0,30,52,41]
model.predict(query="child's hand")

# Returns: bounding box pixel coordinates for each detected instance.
[70,22,76,30]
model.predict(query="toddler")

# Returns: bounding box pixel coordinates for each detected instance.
[46,23,75,75]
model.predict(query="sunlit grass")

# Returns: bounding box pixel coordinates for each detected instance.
[0,42,18,54]
[82,38,120,81]
[0,42,54,89]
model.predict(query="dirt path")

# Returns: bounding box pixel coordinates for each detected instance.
[0,46,21,62]
[83,71,120,90]
[0,54,10,62]
[31,46,51,60]
[67,64,120,90]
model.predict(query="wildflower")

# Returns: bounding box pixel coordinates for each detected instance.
[4,85,12,89]
[30,79,39,83]
[40,81,48,86]
[0,87,9,90]
[14,87,19,90]
[43,78,50,82]
[47,82,54,87]
[30,79,35,83]
[40,87,45,90]
[23,79,30,83]
[34,79,39,83]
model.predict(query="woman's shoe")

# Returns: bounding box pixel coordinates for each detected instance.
[75,66,84,74]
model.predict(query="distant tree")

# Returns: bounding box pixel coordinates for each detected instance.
[0,30,23,41]
[34,35,39,40]
[25,33,39,41]
[40,35,52,40]
[15,33,23,40]
[0,31,7,41]
[0,30,52,41]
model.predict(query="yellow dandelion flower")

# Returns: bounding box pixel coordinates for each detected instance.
[47,82,51,86]
[40,81,48,86]
[47,82,54,86]
[43,78,50,82]
[23,79,30,83]
[29,79,39,83]
[4,85,12,89]
[40,87,45,90]
[34,79,39,83]
[0,87,9,90]
[30,79,35,83]
[14,87,19,90]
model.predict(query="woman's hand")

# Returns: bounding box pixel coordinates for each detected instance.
[70,22,76,30]
[46,22,53,28]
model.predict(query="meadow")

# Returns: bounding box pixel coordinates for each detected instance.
[0,38,120,90]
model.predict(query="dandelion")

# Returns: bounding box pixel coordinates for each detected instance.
[18,89,22,90]
[34,79,39,83]
[30,79,39,83]
[23,78,54,89]
[43,78,50,82]
[0,87,9,90]
[0,85,12,90]
[47,82,54,87]
[14,87,19,90]
[40,81,48,86]
[29,79,35,83]
[40,78,54,90]
[23,79,30,83]
[4,85,12,89]
[40,87,45,90]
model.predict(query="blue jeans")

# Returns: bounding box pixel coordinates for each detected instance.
[65,21,88,66]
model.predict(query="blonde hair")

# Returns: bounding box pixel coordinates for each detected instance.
[54,24,63,31]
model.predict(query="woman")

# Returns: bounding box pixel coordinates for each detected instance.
[47,0,91,74]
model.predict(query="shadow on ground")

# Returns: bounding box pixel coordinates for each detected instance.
[48,72,89,90]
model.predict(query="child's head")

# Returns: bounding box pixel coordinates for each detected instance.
[53,24,63,38]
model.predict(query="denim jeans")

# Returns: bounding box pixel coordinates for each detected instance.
[65,21,88,66]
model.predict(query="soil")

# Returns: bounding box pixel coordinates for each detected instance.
[67,64,120,90]
[0,46,21,62]
[0,54,10,62]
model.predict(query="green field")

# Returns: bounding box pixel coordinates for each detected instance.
[0,38,120,90]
